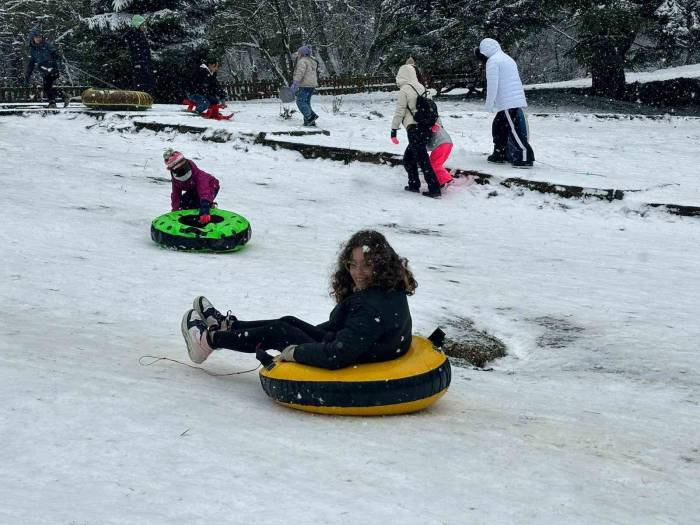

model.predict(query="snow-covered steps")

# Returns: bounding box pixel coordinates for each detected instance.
[131,120,331,143]
[251,137,700,216]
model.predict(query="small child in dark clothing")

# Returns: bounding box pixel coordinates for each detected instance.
[185,61,231,120]
[164,149,220,224]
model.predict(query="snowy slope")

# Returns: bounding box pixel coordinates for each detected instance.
[129,95,700,206]
[526,63,700,90]
[1,112,698,524]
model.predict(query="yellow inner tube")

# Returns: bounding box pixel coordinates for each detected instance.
[259,336,451,416]
[81,88,153,110]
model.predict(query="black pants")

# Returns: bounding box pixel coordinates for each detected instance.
[492,108,535,163]
[180,189,218,210]
[133,63,155,95]
[212,316,327,352]
[42,71,59,103]
[404,125,440,192]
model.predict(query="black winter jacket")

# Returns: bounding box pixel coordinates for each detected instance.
[294,287,412,370]
[123,28,152,67]
[191,64,225,100]
[26,30,62,80]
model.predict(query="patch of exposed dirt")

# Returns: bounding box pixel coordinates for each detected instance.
[441,317,507,368]
[532,316,584,349]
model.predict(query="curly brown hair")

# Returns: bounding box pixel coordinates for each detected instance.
[330,230,417,303]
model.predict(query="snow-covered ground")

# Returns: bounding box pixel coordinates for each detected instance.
[525,63,700,90]
[1,104,698,524]
[127,94,700,206]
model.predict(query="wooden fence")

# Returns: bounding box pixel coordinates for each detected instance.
[220,73,480,100]
[0,72,482,103]
[0,85,88,103]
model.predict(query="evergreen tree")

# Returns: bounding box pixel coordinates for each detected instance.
[77,0,218,101]
[0,0,87,85]
[565,1,662,98]
[376,0,548,76]
[655,0,700,63]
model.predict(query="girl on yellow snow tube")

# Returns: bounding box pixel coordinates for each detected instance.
[180,229,415,370]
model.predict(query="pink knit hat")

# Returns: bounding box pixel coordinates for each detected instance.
[163,148,186,169]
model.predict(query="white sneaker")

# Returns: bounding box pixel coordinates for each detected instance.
[181,309,214,364]
[193,296,236,331]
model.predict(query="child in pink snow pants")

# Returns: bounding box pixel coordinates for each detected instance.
[428,124,454,187]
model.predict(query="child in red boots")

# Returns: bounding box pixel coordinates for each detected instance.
[183,60,232,120]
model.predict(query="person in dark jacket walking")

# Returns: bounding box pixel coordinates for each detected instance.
[164,149,220,224]
[123,15,154,94]
[181,230,416,370]
[25,29,64,107]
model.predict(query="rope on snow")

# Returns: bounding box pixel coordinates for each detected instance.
[138,355,260,376]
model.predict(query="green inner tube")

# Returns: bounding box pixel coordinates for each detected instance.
[150,209,251,252]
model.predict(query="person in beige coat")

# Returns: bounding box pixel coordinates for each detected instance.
[290,45,319,126]
[390,64,441,197]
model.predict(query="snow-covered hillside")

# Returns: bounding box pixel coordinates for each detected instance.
[1,102,698,524]
[130,94,700,206]
[526,63,700,90]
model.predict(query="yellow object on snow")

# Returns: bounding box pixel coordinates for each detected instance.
[81,88,153,110]
[259,336,451,416]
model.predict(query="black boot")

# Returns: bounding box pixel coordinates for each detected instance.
[404,185,420,193]
[487,152,506,164]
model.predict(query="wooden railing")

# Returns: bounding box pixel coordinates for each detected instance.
[0,85,89,103]
[0,72,482,103]
[221,73,480,99]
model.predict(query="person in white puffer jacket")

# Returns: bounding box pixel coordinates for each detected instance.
[477,38,535,168]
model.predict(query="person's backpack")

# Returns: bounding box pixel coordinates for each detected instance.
[408,85,439,128]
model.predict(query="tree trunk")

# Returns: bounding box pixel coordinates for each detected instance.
[586,32,634,100]
[590,53,627,99]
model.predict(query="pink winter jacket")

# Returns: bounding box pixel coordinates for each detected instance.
[170,160,220,211]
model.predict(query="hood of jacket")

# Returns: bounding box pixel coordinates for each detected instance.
[479,38,502,58]
[395,64,418,88]
[28,28,43,46]
[200,63,214,76]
